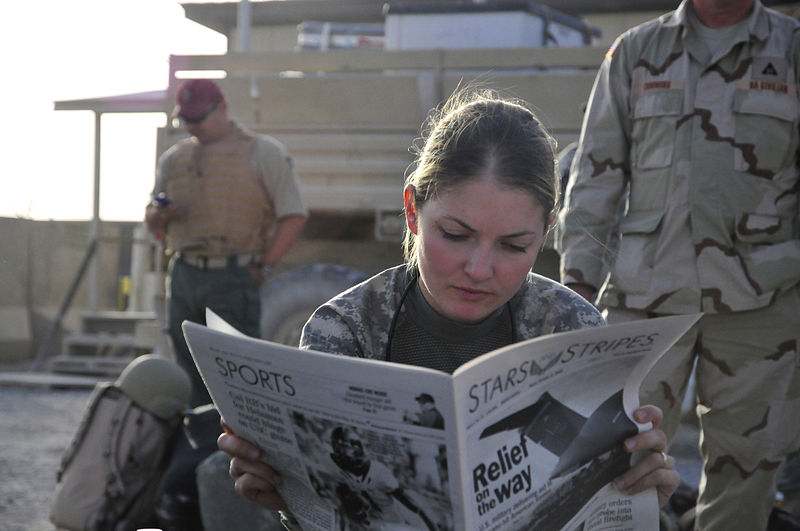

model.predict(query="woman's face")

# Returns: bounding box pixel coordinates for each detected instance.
[405,176,549,324]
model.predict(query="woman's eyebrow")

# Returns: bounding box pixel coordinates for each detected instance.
[442,216,476,232]
[442,215,537,238]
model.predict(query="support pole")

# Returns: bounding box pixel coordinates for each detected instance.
[88,111,102,313]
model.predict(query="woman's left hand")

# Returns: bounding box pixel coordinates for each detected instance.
[614,405,680,508]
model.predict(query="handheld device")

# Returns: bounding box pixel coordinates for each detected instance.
[154,193,172,206]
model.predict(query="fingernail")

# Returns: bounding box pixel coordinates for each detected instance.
[624,438,636,450]
[614,478,625,490]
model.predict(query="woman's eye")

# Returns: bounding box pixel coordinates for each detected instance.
[441,229,466,241]
[504,242,528,253]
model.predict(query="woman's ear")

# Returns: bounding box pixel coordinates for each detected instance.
[404,184,419,235]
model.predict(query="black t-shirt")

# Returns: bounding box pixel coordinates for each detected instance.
[389,282,513,374]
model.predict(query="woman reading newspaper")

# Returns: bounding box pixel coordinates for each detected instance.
[218,89,681,529]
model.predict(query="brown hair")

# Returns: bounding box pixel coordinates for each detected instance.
[403,89,558,269]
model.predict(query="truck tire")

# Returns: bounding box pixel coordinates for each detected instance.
[260,264,368,346]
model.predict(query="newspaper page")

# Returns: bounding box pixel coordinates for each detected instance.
[185,313,464,531]
[183,311,699,531]
[450,313,700,531]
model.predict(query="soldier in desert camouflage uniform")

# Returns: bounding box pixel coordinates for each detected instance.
[557,1,800,528]
[219,90,683,529]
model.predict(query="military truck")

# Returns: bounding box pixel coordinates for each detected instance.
[149,0,610,346]
[45,0,800,373]
[51,0,706,376]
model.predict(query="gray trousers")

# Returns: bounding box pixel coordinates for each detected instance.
[166,256,261,407]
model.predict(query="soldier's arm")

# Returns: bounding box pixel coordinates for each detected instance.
[257,214,306,280]
[557,35,634,291]
[253,135,308,280]
[144,152,181,237]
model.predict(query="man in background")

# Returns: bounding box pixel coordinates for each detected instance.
[557,1,800,528]
[145,79,307,407]
[405,393,444,429]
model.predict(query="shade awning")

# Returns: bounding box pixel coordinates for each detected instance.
[54,90,169,114]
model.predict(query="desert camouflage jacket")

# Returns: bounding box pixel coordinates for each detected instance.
[299,266,603,360]
[557,0,800,314]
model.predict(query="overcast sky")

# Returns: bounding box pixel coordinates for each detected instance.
[1,0,227,221]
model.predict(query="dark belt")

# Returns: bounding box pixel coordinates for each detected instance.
[177,252,255,271]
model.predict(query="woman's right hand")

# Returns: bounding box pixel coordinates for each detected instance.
[218,430,289,511]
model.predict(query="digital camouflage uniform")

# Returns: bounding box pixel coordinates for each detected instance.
[262,266,603,530]
[299,265,604,360]
[255,266,598,530]
[557,2,800,528]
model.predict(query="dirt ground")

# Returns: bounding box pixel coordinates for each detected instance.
[0,384,91,531]
[0,370,705,531]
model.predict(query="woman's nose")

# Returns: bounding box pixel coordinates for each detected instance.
[464,246,492,280]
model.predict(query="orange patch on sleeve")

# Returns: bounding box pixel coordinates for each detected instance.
[606,37,622,59]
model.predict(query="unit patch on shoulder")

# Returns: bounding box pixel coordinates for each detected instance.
[606,37,622,59]
[745,57,791,93]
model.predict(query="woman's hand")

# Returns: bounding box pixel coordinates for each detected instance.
[218,427,289,511]
[614,405,680,508]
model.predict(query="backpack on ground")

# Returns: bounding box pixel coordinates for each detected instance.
[50,355,191,531]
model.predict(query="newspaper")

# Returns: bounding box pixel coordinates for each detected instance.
[183,310,700,531]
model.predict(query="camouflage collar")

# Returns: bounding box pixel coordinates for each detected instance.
[670,0,769,43]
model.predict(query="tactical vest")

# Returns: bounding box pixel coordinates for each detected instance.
[165,124,274,255]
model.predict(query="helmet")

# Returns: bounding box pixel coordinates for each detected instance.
[115,354,191,419]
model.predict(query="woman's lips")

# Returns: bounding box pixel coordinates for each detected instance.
[454,286,491,301]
